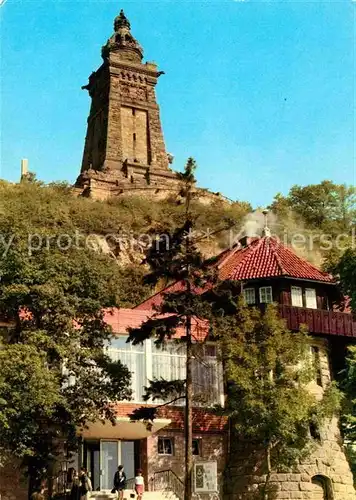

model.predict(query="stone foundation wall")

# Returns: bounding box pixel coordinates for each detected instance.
[224,434,356,500]
[0,460,28,500]
[224,338,356,500]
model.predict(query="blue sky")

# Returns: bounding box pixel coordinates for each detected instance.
[1,0,354,207]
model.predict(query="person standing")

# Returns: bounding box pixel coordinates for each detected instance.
[69,469,81,500]
[79,467,92,500]
[113,465,127,500]
[134,469,144,500]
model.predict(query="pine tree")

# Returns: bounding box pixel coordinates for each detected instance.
[127,163,343,499]
[128,158,218,500]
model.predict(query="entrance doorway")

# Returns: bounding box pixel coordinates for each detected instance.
[83,440,139,491]
[311,475,333,500]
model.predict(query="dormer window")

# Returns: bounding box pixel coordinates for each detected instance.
[305,288,317,309]
[291,286,303,307]
[259,286,273,304]
[243,288,256,305]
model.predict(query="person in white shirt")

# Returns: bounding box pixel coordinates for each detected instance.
[134,469,144,500]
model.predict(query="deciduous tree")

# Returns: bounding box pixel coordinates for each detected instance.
[0,182,132,498]
[211,297,341,499]
[270,181,356,233]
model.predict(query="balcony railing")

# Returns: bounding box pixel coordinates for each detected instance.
[153,469,184,499]
[278,305,356,338]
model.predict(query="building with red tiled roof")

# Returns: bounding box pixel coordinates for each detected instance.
[1,5,355,498]
[135,235,335,313]
[72,231,356,500]
[216,236,333,282]
[3,230,355,500]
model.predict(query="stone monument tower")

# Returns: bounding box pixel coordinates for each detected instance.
[76,10,178,199]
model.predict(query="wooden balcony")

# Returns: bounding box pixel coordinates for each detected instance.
[278,305,356,338]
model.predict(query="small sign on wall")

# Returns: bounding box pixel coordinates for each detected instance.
[193,461,218,493]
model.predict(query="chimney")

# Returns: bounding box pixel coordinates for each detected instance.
[239,236,253,248]
[262,209,271,237]
[21,158,28,178]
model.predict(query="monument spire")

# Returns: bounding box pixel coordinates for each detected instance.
[114,9,131,31]
[102,8,143,62]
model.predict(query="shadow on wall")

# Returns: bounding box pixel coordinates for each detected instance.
[311,475,334,499]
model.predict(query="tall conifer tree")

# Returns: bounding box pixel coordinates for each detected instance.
[128,158,217,500]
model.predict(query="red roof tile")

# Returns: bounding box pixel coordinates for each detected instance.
[104,308,209,341]
[134,236,334,311]
[219,237,333,282]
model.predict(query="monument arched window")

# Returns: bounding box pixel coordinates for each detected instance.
[311,475,334,500]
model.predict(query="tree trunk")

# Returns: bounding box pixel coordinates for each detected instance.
[47,459,56,499]
[27,466,42,500]
[184,315,193,500]
[28,473,36,500]
[263,442,272,500]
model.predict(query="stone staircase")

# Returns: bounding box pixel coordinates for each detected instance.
[92,491,179,500]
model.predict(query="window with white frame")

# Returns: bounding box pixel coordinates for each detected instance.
[291,286,303,307]
[107,337,223,406]
[158,437,174,455]
[152,341,186,385]
[107,336,146,401]
[259,286,273,304]
[243,288,256,305]
[192,345,223,406]
[305,288,317,309]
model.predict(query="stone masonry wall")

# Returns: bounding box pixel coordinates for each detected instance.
[146,429,226,499]
[120,106,148,165]
[0,460,28,500]
[224,338,356,500]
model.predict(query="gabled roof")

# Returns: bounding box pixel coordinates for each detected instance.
[217,236,333,282]
[135,236,334,311]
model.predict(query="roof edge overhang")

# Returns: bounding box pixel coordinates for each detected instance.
[79,416,171,440]
[239,275,335,286]
[279,275,335,285]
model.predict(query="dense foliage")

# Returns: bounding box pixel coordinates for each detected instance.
[270,181,356,234]
[0,173,355,496]
[342,346,356,481]
[126,164,345,499]
[0,172,250,496]
[330,247,356,483]
[214,300,341,475]
[0,180,136,494]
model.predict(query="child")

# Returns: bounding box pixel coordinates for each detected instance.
[134,469,144,500]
